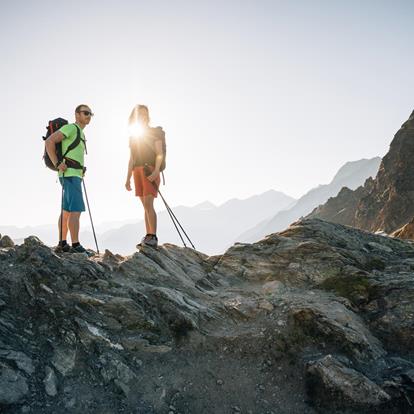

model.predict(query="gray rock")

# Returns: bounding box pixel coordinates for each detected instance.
[100,355,137,397]
[0,363,29,404]
[121,335,171,353]
[367,241,393,253]
[102,296,154,329]
[306,354,390,409]
[65,397,76,409]
[402,368,414,383]
[23,235,43,248]
[2,218,414,412]
[44,366,58,397]
[51,347,76,376]
[0,235,14,248]
[290,294,386,361]
[0,350,35,375]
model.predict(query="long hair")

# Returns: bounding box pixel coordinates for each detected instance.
[128,104,150,126]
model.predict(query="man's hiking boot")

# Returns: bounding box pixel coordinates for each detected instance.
[71,244,94,257]
[54,242,71,253]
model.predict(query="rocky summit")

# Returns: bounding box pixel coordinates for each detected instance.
[0,219,414,413]
[309,110,414,237]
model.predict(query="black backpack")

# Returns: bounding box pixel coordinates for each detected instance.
[150,126,166,171]
[42,119,83,171]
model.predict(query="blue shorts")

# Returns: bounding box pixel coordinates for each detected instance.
[59,177,85,212]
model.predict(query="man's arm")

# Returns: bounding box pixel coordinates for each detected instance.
[45,131,67,170]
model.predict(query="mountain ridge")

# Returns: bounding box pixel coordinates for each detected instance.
[308,110,414,235]
[237,157,381,243]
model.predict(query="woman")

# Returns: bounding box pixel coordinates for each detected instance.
[125,105,164,248]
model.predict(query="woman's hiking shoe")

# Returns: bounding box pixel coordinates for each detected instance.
[136,234,149,248]
[137,234,158,249]
[143,234,158,248]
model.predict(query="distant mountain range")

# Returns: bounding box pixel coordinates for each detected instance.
[88,190,296,256]
[236,157,382,244]
[1,157,382,256]
[1,190,296,256]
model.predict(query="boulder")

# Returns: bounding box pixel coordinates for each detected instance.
[306,355,390,410]
[0,235,14,248]
[0,363,29,405]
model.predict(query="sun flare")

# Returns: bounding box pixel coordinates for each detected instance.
[128,122,145,138]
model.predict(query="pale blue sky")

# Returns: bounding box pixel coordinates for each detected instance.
[1,0,413,227]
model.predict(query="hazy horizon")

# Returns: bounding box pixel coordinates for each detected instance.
[1,0,413,228]
[1,187,295,228]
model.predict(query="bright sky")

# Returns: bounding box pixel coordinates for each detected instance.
[1,0,413,227]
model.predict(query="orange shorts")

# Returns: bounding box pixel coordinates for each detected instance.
[133,166,160,197]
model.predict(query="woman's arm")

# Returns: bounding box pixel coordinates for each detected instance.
[125,153,133,191]
[147,140,163,182]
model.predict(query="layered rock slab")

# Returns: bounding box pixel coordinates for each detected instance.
[0,220,414,413]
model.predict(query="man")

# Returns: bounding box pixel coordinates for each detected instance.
[45,104,93,254]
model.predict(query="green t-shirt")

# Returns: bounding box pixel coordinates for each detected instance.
[58,123,86,178]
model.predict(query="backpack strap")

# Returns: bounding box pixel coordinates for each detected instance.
[144,136,166,185]
[61,124,85,170]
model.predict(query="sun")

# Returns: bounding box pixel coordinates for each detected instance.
[128,122,145,138]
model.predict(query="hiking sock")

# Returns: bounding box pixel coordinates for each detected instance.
[59,240,68,247]
[72,242,80,248]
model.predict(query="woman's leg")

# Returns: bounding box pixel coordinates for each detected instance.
[142,194,157,235]
[139,196,151,234]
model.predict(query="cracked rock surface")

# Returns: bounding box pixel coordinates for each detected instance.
[0,219,414,413]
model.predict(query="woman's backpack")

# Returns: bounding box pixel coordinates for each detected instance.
[151,126,166,171]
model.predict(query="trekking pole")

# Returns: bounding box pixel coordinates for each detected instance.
[158,189,196,250]
[60,172,64,244]
[162,197,188,248]
[151,180,196,250]
[160,197,208,262]
[82,179,100,254]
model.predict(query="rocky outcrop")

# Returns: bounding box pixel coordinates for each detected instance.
[0,219,414,413]
[309,178,375,227]
[309,110,414,235]
[306,355,391,411]
[238,157,381,243]
[392,218,414,240]
[0,235,14,248]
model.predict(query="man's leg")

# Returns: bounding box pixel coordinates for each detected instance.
[58,210,70,241]
[68,212,81,244]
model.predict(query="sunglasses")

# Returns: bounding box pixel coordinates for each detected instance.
[79,110,94,117]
